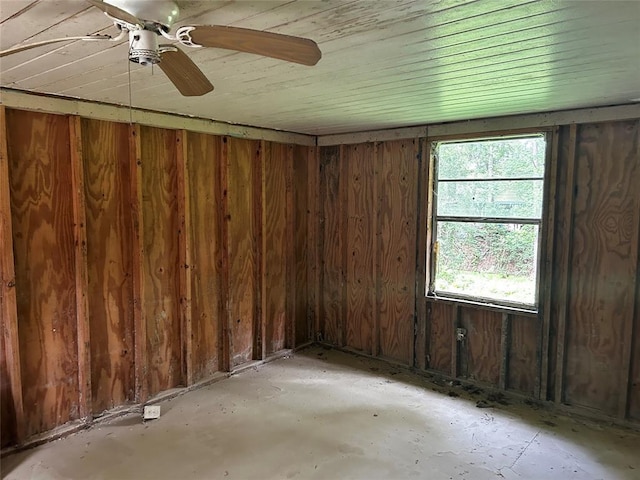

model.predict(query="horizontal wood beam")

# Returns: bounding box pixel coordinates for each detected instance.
[0,88,315,147]
[318,103,640,145]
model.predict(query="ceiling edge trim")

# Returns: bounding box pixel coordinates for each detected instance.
[0,89,316,147]
[317,104,640,146]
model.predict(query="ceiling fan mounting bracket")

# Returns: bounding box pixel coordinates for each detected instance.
[103,0,179,30]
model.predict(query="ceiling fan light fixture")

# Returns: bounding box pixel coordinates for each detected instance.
[128,29,160,66]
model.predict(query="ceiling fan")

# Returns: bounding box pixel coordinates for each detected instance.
[0,0,322,96]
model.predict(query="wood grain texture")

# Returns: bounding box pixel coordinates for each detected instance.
[140,126,182,394]
[285,145,295,349]
[547,125,574,401]
[508,315,539,395]
[293,145,310,346]
[0,106,24,446]
[129,125,147,402]
[550,124,578,403]
[630,239,640,419]
[81,118,134,413]
[307,147,321,343]
[345,143,375,354]
[460,308,502,385]
[320,146,344,345]
[6,109,80,437]
[0,325,17,447]
[69,116,91,419]
[263,142,288,354]
[176,131,193,385]
[256,140,266,361]
[219,137,231,371]
[539,127,560,400]
[415,138,429,370]
[426,301,454,375]
[564,120,640,415]
[186,132,222,380]
[377,140,418,364]
[227,137,258,367]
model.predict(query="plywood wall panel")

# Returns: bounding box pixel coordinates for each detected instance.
[6,110,79,436]
[564,121,640,415]
[263,143,288,354]
[461,308,502,385]
[227,137,258,367]
[427,302,454,375]
[140,126,182,394]
[81,119,134,412]
[0,321,17,447]
[320,146,344,345]
[186,132,221,380]
[630,291,640,420]
[377,140,418,364]
[508,315,538,396]
[293,145,311,346]
[345,143,375,354]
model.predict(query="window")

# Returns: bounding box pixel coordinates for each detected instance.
[429,135,547,309]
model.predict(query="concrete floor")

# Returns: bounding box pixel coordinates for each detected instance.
[2,346,639,480]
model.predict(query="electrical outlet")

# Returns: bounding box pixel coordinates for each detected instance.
[143,405,161,420]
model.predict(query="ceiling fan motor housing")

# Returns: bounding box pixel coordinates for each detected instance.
[105,0,179,30]
[129,29,160,66]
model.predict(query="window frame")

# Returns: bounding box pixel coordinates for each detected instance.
[427,132,551,312]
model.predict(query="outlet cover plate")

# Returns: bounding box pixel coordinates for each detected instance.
[143,405,161,420]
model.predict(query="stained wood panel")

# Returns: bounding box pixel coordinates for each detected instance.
[307,147,322,344]
[186,132,221,380]
[427,302,455,374]
[320,146,344,345]
[564,121,640,415]
[227,137,258,367]
[630,267,640,419]
[460,308,502,385]
[1,106,22,446]
[345,143,375,354]
[6,110,80,436]
[263,143,288,354]
[293,145,311,346]
[377,140,418,363]
[81,118,134,412]
[508,315,538,395]
[0,328,17,447]
[140,126,182,394]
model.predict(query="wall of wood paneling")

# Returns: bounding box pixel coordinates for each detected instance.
[81,119,135,413]
[6,110,80,438]
[559,121,640,416]
[1,109,312,447]
[2,106,639,447]
[186,132,222,381]
[316,118,640,424]
[318,140,421,363]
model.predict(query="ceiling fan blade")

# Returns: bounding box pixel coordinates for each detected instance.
[158,47,214,97]
[86,0,141,26]
[0,35,111,58]
[184,25,321,66]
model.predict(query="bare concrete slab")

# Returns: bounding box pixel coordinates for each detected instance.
[2,347,639,479]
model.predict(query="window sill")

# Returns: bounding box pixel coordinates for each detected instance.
[425,294,538,317]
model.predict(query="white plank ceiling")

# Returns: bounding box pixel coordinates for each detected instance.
[1,0,639,135]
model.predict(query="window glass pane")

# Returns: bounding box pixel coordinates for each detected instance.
[437,179,543,219]
[438,137,545,180]
[434,221,539,305]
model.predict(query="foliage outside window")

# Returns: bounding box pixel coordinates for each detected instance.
[429,135,546,308]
